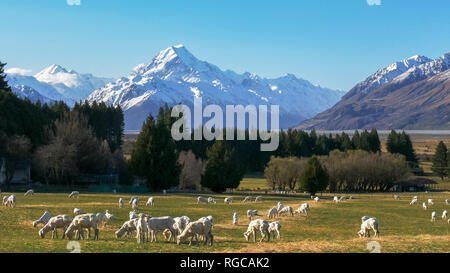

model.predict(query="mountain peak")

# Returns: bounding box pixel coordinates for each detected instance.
[37,64,70,76]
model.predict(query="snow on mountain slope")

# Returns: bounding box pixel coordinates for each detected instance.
[88,45,345,130]
[35,64,115,101]
[10,84,54,104]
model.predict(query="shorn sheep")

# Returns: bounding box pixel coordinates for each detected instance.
[358,217,379,238]
[242,196,252,203]
[176,218,214,246]
[33,211,51,228]
[442,210,448,220]
[38,215,72,239]
[147,216,177,242]
[119,198,124,208]
[197,196,208,204]
[73,208,83,215]
[24,189,34,196]
[247,210,261,220]
[278,206,294,217]
[445,199,450,205]
[68,191,79,198]
[224,197,233,205]
[393,195,400,200]
[164,216,192,241]
[233,213,238,225]
[431,211,437,222]
[267,207,278,219]
[333,196,340,203]
[131,198,139,210]
[3,195,16,207]
[136,214,148,244]
[207,197,216,204]
[277,202,284,212]
[410,197,418,205]
[428,199,434,206]
[422,202,427,210]
[65,213,100,240]
[115,218,138,239]
[146,197,155,207]
[295,203,309,217]
[314,197,320,202]
[129,210,138,220]
[268,221,281,239]
[129,196,139,205]
[255,196,263,202]
[243,219,270,243]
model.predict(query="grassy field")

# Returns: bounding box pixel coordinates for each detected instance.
[0,190,449,253]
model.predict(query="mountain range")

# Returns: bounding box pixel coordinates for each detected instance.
[297,52,450,130]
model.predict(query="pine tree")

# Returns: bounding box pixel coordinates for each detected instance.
[386,130,399,154]
[0,62,11,92]
[201,140,245,193]
[432,141,448,180]
[299,156,329,195]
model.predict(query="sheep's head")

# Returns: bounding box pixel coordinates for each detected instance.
[38,229,45,238]
[115,228,125,239]
[176,235,183,245]
[243,231,250,241]
[33,221,39,228]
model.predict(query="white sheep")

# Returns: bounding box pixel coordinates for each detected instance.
[445,199,449,205]
[176,218,214,246]
[136,214,148,243]
[255,196,263,202]
[33,211,51,228]
[314,197,320,202]
[3,195,16,207]
[358,217,379,238]
[333,196,340,203]
[146,197,155,207]
[164,216,192,240]
[422,202,427,210]
[118,198,124,208]
[197,196,208,204]
[68,191,79,198]
[393,195,400,200]
[96,210,115,227]
[115,218,138,239]
[233,212,238,225]
[147,216,177,242]
[243,219,270,243]
[38,215,72,239]
[277,202,284,212]
[207,197,216,204]
[361,216,371,223]
[224,197,233,205]
[442,210,448,220]
[2,195,7,206]
[73,208,82,215]
[131,198,139,210]
[24,189,34,196]
[428,199,434,206]
[129,196,139,205]
[247,209,261,220]
[242,196,252,202]
[65,213,100,240]
[129,210,138,220]
[410,198,418,205]
[268,221,281,239]
[267,207,278,219]
[431,211,436,222]
[278,206,294,217]
[295,203,309,217]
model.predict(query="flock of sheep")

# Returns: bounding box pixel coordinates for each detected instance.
[1,189,450,248]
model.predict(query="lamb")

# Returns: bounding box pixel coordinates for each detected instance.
[422,202,427,210]
[358,217,379,238]
[73,208,82,215]
[119,198,124,208]
[24,189,34,196]
[242,196,252,203]
[3,195,16,207]
[278,206,294,217]
[410,198,418,205]
[268,221,281,239]
[333,196,340,203]
[254,196,263,202]
[267,207,278,219]
[115,218,138,239]
[247,209,261,220]
[147,216,177,242]
[442,210,448,219]
[65,213,100,240]
[68,191,79,198]
[197,196,208,204]
[428,199,434,206]
[207,197,216,204]
[96,210,115,227]
[131,198,139,210]
[129,210,138,220]
[176,218,214,246]
[38,215,72,239]
[136,214,148,243]
[393,195,400,200]
[129,196,139,205]
[233,212,238,225]
[33,211,51,228]
[445,199,450,205]
[243,219,270,243]
[146,197,155,207]
[224,197,233,205]
[314,197,320,202]
[295,203,309,217]
[431,211,436,222]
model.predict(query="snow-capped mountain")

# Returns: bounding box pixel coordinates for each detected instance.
[88,44,345,130]
[34,64,115,101]
[9,84,54,104]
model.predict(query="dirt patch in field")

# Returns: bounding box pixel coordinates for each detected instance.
[217,240,344,253]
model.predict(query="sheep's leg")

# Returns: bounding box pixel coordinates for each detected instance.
[253,230,257,243]
[94,229,99,240]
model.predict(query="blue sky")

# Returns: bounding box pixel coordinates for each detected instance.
[1,0,449,90]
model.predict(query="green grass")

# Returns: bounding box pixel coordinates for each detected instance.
[0,191,449,253]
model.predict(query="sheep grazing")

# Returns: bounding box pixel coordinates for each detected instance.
[3,195,16,208]
[278,206,294,217]
[73,208,82,215]
[358,217,379,238]
[224,197,233,205]
[129,210,138,220]
[277,202,284,212]
[115,218,138,239]
[295,203,309,217]
[442,210,448,220]
[38,215,72,239]
[68,191,79,198]
[268,221,281,239]
[242,196,252,203]
[254,196,263,202]
[96,210,115,227]
[333,196,340,203]
[314,197,320,202]
[164,216,192,241]
[33,211,51,228]
[243,219,270,243]
[146,197,155,207]
[197,196,208,204]
[176,218,214,246]
[267,207,278,219]
[431,211,437,222]
[410,198,418,205]
[422,202,427,210]
[247,209,261,220]
[24,189,34,196]
[136,214,148,244]
[131,198,139,210]
[233,212,238,225]
[208,197,216,204]
[129,196,139,205]
[119,198,124,208]
[339,196,347,202]
[428,199,434,206]
[445,199,449,205]
[65,213,100,240]
[361,216,371,223]
[393,195,400,200]
[147,216,177,242]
